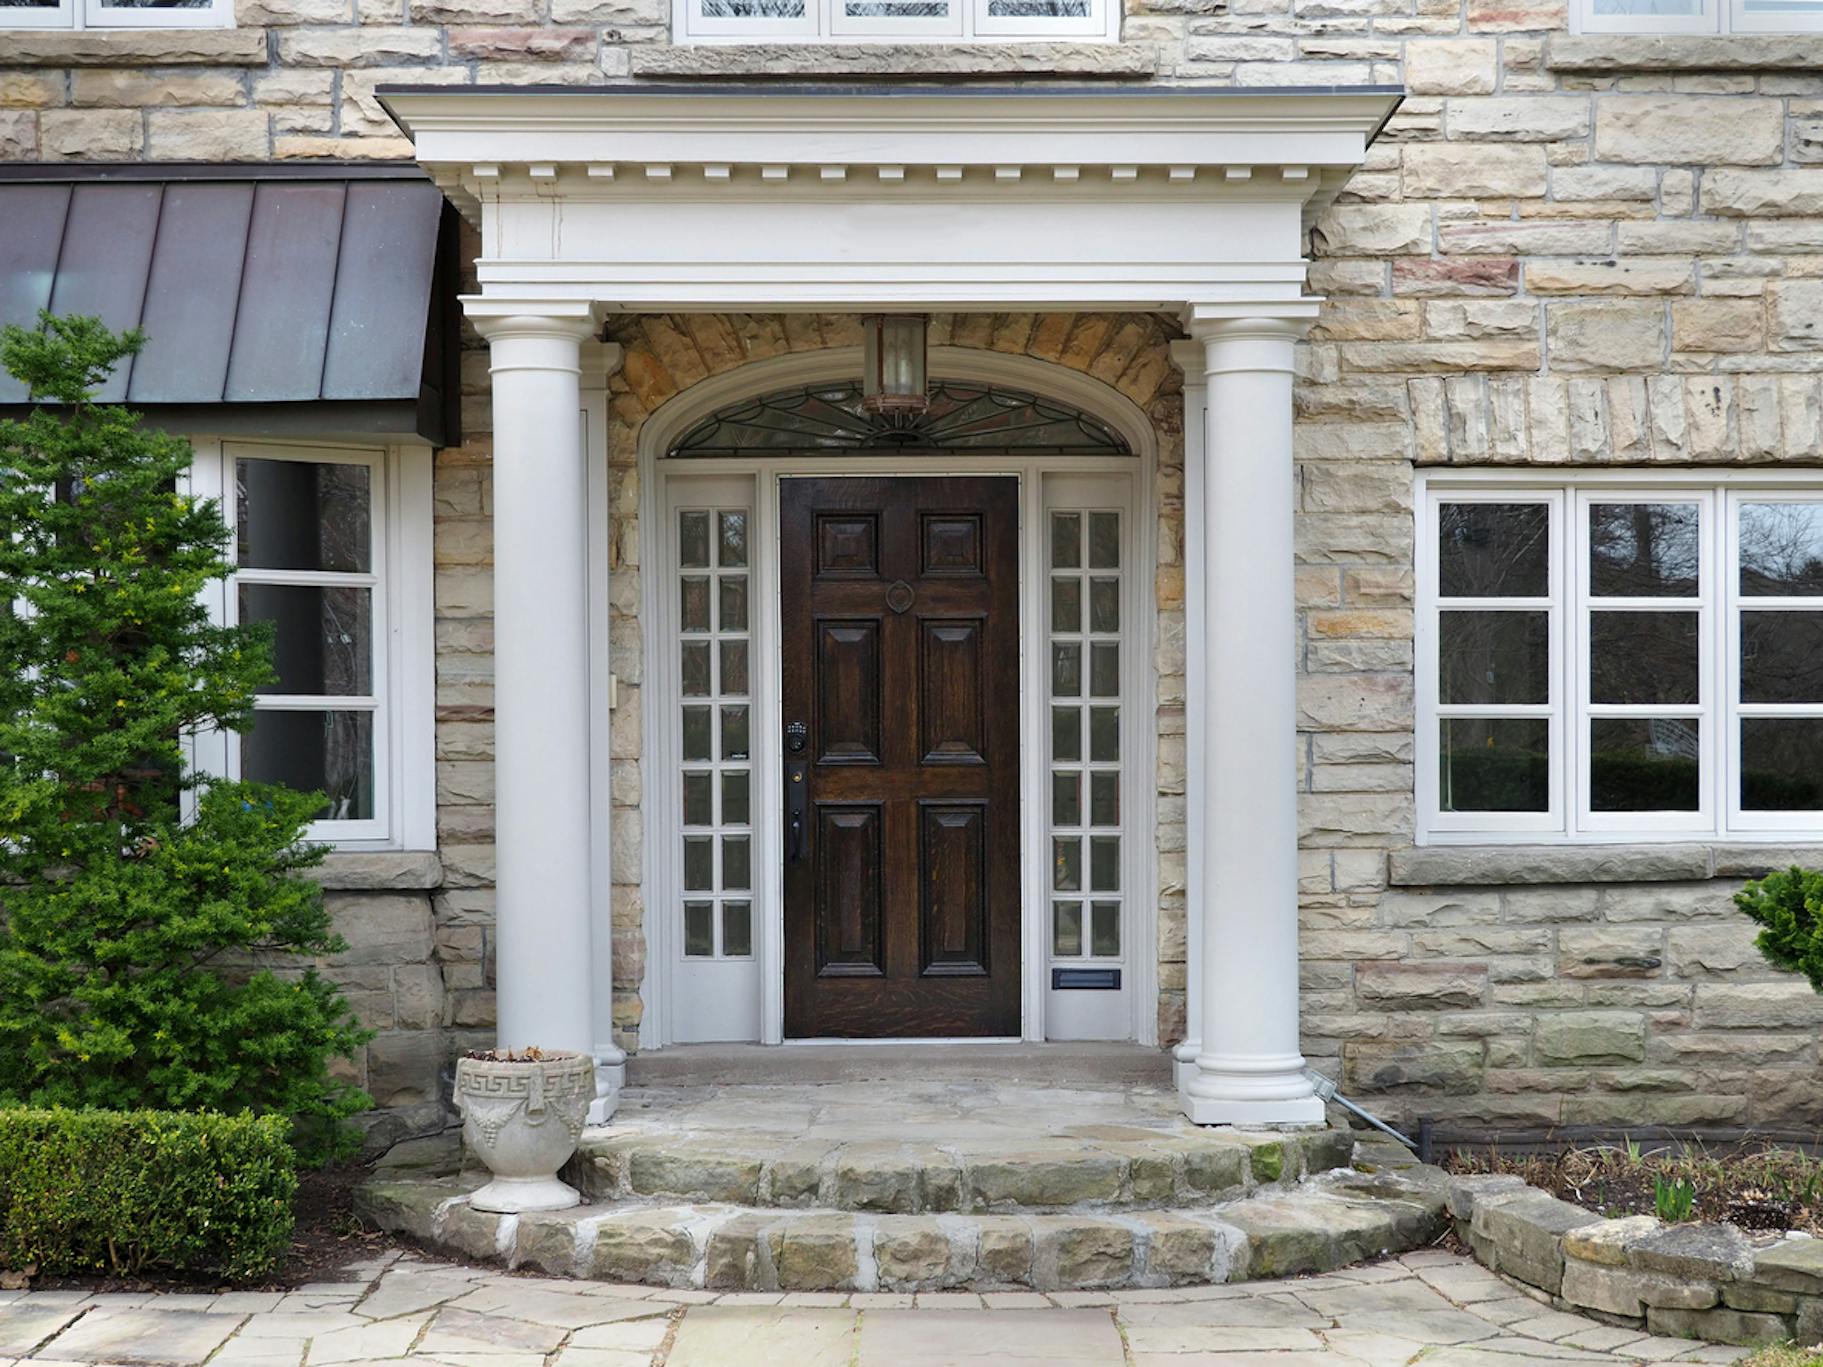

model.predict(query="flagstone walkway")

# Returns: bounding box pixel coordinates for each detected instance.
[0,1247,1756,1366]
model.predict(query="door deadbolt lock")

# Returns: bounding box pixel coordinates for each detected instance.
[786,721,808,754]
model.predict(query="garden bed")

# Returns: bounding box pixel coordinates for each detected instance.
[1445,1141,1823,1237]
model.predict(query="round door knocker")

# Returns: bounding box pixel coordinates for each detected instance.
[885,580,916,614]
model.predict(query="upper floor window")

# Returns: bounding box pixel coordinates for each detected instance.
[1,0,232,29]
[1417,473,1823,844]
[1576,0,1823,34]
[678,0,1114,42]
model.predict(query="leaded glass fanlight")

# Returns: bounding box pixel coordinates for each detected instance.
[669,381,1132,457]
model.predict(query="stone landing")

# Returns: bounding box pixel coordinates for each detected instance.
[358,1076,1450,1293]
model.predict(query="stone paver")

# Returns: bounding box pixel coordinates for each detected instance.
[0,1250,1762,1365]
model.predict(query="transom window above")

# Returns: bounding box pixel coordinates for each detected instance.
[680,0,1111,41]
[671,381,1132,458]
[1,0,232,29]
[1418,474,1823,844]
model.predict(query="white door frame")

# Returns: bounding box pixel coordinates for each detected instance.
[628,347,1157,1049]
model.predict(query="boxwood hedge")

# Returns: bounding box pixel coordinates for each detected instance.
[0,1108,297,1281]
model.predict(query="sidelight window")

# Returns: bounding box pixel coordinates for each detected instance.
[1048,507,1124,964]
[1418,475,1823,841]
[677,505,756,960]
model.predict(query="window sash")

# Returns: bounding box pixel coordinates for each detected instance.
[2,0,231,28]
[1419,476,1823,842]
[1730,0,1823,30]
[1575,0,1823,34]
[0,0,77,28]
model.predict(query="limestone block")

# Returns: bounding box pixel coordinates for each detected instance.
[1563,1215,1661,1267]
[628,1148,762,1204]
[1422,299,1539,340]
[1562,1259,1718,1317]
[1672,299,1765,353]
[969,1153,1123,1208]
[1547,302,1666,373]
[1535,1011,1646,1065]
[1343,1042,1485,1094]
[1557,927,1664,979]
[1375,889,1501,927]
[1645,1306,1791,1346]
[975,1218,1035,1283]
[873,1219,950,1288]
[1449,95,1590,141]
[1403,143,1548,199]
[365,1030,447,1109]
[276,25,445,65]
[1134,1213,1221,1282]
[1310,203,1433,256]
[1405,38,1497,94]
[1754,1239,1823,1295]
[1391,257,1519,296]
[1665,924,1764,977]
[1183,1143,1248,1195]
[586,1211,695,1283]
[1598,881,1738,921]
[1,28,267,64]
[1551,164,1656,200]
[1526,260,1692,296]
[1469,1189,1602,1294]
[1594,95,1784,165]
[1031,1219,1133,1290]
[39,108,142,159]
[1357,961,1487,1009]
[1296,674,1413,733]
[0,110,35,157]
[1697,980,1823,1029]
[1770,280,1823,350]
[327,892,435,966]
[71,69,247,106]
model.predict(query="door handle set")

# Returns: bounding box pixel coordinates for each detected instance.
[786,721,809,863]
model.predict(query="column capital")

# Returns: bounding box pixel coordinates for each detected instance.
[1182,312,1314,379]
[462,296,603,346]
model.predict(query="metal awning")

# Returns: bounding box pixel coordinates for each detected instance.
[0,164,460,446]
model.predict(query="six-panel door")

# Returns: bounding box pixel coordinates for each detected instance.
[780,476,1022,1038]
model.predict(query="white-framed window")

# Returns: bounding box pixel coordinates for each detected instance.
[187,439,435,851]
[0,0,232,29]
[677,0,1112,43]
[1574,0,1823,35]
[1418,472,1823,844]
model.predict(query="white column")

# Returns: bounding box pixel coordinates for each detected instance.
[467,300,620,1122]
[1179,315,1324,1127]
[1168,340,1206,1094]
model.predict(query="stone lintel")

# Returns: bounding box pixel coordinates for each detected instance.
[315,850,446,891]
[628,42,1159,80]
[1387,843,1823,888]
[1548,34,1823,71]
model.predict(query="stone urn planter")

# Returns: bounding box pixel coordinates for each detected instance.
[455,1048,595,1213]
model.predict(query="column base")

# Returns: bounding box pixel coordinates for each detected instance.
[1172,1040,1200,1094]
[587,1055,626,1126]
[1179,1054,1327,1128]
[1179,1087,1327,1127]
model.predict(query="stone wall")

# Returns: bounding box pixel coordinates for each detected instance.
[10,0,1823,1138]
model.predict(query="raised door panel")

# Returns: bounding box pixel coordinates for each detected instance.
[816,513,879,578]
[816,619,881,764]
[920,802,988,977]
[816,805,884,978]
[919,618,987,765]
[922,513,984,577]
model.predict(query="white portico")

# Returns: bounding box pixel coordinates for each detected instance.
[381,85,1398,1127]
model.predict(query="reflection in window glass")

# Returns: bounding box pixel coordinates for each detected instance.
[1741,503,1823,596]
[1742,718,1823,810]
[1591,503,1700,597]
[1742,612,1823,704]
[1439,718,1549,813]
[1438,502,1549,599]
[1439,610,1550,705]
[1591,718,1700,812]
[242,710,374,821]
[237,459,370,573]
[1589,611,1699,706]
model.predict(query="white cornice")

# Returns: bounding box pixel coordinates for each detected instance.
[388,87,1400,218]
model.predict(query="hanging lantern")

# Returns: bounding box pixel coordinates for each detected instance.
[861,314,929,418]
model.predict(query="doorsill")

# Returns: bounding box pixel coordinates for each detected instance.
[782,1036,1026,1046]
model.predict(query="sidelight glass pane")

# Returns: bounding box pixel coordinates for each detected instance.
[1091,901,1121,956]
[1089,578,1120,632]
[1591,718,1700,812]
[239,584,372,696]
[1590,503,1700,598]
[1089,512,1120,569]
[1052,577,1081,633]
[1438,717,1549,813]
[1439,610,1549,705]
[683,837,713,892]
[722,902,752,957]
[718,511,748,568]
[1742,718,1823,810]
[1438,502,1549,599]
[1053,837,1082,892]
[1052,771,1080,827]
[681,641,711,697]
[722,770,750,826]
[682,706,713,762]
[683,902,714,956]
[1741,502,1823,596]
[1053,901,1082,956]
[1052,706,1082,762]
[681,577,711,633]
[679,511,711,569]
[719,576,749,633]
[682,771,713,827]
[1090,772,1120,827]
[1090,836,1120,891]
[1052,642,1082,697]
[242,709,373,820]
[1051,513,1081,568]
[1090,642,1119,697]
[1742,611,1823,703]
[723,836,751,891]
[1590,611,1699,705]
[719,639,750,697]
[721,705,750,761]
[236,457,370,573]
[1089,706,1120,762]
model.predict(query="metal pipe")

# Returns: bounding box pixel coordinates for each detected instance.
[1305,1069,1420,1153]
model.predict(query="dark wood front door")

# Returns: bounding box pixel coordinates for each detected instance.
[781,476,1021,1038]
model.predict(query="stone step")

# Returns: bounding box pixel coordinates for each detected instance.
[356,1165,1450,1293]
[562,1126,1356,1215]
